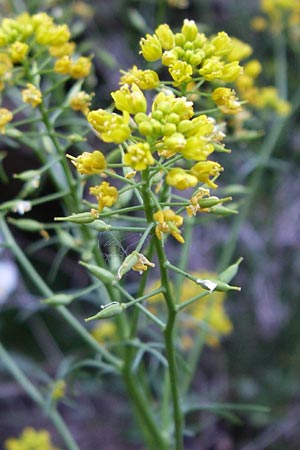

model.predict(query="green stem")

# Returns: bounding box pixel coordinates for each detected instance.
[0,215,122,369]
[0,342,81,450]
[141,170,184,450]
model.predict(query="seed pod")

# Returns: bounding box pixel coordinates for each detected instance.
[41,294,73,306]
[219,257,243,283]
[85,302,126,321]
[79,261,116,284]
[116,251,140,280]
[196,278,241,292]
[210,205,238,216]
[8,218,44,232]
[89,220,111,232]
[198,196,232,209]
[54,212,98,224]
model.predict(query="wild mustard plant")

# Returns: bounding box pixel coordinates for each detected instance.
[0,12,292,450]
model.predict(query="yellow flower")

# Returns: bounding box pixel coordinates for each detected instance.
[89,181,118,212]
[4,427,61,450]
[153,209,184,243]
[132,253,156,274]
[191,160,223,188]
[111,83,147,114]
[181,135,214,160]
[186,187,210,216]
[181,19,199,41]
[119,66,160,90]
[210,31,233,57]
[22,83,42,108]
[169,60,193,86]
[88,109,131,144]
[226,38,253,62]
[199,57,224,81]
[140,34,162,61]
[91,320,117,344]
[49,41,76,58]
[9,41,28,62]
[221,61,243,82]
[123,142,154,171]
[67,150,106,175]
[0,108,13,133]
[54,56,72,75]
[244,59,262,78]
[69,91,93,115]
[166,167,198,190]
[69,56,92,79]
[35,23,70,46]
[155,24,175,50]
[212,87,242,115]
[0,53,13,79]
[51,379,66,400]
[251,16,268,31]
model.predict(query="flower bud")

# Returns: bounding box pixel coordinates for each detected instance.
[155,24,175,50]
[85,302,126,321]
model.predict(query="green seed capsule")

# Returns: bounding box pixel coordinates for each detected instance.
[8,218,44,232]
[85,302,126,321]
[79,261,116,284]
[89,220,111,232]
[219,257,243,283]
[196,278,241,292]
[54,212,98,224]
[41,294,73,306]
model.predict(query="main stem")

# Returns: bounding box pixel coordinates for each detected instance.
[141,171,184,450]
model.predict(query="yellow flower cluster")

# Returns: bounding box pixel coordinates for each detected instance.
[252,0,300,42]
[0,12,91,89]
[140,20,245,85]
[236,59,291,115]
[54,55,92,79]
[4,427,61,450]
[21,83,42,108]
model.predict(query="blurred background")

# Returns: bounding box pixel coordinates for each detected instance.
[1,0,300,449]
